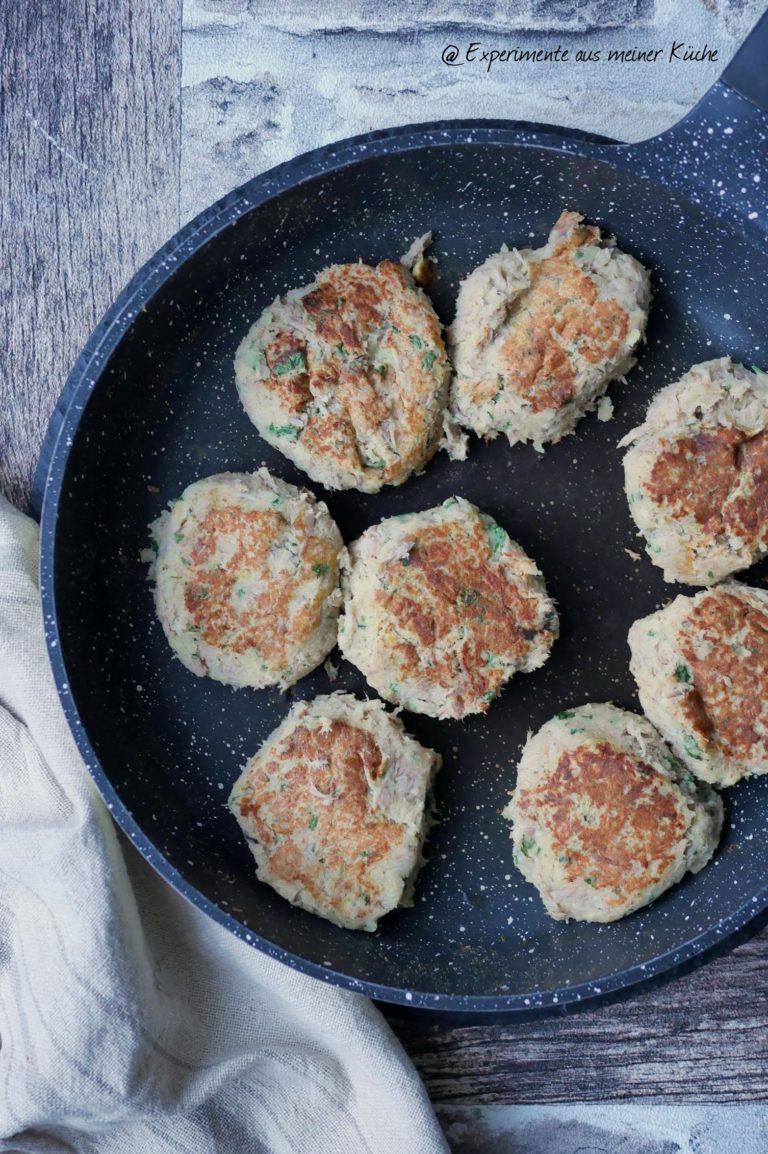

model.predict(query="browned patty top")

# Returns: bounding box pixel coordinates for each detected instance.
[646,426,768,543]
[516,742,688,905]
[679,589,768,761]
[376,517,551,713]
[496,211,630,413]
[257,260,445,484]
[182,503,338,663]
[236,719,404,924]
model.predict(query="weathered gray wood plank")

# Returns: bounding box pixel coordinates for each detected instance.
[0,0,181,510]
[387,929,768,1103]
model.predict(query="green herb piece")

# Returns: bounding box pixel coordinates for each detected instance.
[336,342,349,361]
[556,709,575,720]
[459,588,478,606]
[308,813,319,831]
[422,350,437,370]
[149,539,159,555]
[487,523,507,556]
[408,333,423,349]
[683,734,702,761]
[272,351,306,375]
[267,423,299,441]
[359,892,371,905]
[519,835,535,857]
[400,555,410,566]
[675,663,691,683]
[173,531,184,543]
[312,562,330,577]
[557,852,571,865]
[584,876,595,887]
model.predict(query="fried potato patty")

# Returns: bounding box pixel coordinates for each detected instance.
[503,703,722,922]
[449,211,651,447]
[235,259,450,492]
[621,358,768,585]
[228,693,440,930]
[629,582,768,786]
[148,470,343,689]
[338,497,558,719]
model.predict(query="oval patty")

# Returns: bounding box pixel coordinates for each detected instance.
[228,693,440,930]
[338,497,558,719]
[148,470,343,689]
[235,259,450,492]
[503,703,722,922]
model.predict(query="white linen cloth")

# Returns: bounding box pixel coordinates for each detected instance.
[0,495,449,1154]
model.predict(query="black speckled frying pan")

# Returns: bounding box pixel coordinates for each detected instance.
[35,18,768,1016]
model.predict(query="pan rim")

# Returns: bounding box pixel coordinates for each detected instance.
[38,118,768,1014]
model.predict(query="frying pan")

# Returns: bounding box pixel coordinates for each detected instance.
[35,16,768,1017]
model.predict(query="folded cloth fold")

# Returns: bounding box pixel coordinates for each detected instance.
[0,495,448,1154]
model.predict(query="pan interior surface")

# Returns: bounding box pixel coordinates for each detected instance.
[52,140,768,1003]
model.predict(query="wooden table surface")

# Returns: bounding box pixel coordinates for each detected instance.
[4,0,767,1109]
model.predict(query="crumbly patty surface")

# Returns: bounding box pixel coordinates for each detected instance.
[629,581,768,786]
[503,703,722,922]
[338,497,558,719]
[235,259,451,492]
[228,693,440,930]
[148,470,343,689]
[449,211,651,447]
[621,358,768,585]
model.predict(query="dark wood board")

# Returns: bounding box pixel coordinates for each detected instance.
[389,935,768,1103]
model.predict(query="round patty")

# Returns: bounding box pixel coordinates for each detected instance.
[621,358,768,585]
[629,581,768,787]
[148,470,343,689]
[228,693,441,931]
[338,497,558,719]
[234,259,450,492]
[503,703,723,922]
[449,211,651,448]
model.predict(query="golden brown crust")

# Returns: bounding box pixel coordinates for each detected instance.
[516,742,687,908]
[183,502,338,666]
[496,213,630,414]
[679,589,768,761]
[237,720,403,926]
[379,520,542,712]
[240,260,449,491]
[647,427,768,543]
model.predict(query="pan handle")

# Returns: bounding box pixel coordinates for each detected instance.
[617,11,768,233]
[721,8,768,112]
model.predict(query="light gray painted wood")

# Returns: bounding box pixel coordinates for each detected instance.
[0,0,181,509]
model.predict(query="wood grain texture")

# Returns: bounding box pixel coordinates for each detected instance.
[0,0,181,510]
[387,930,768,1103]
